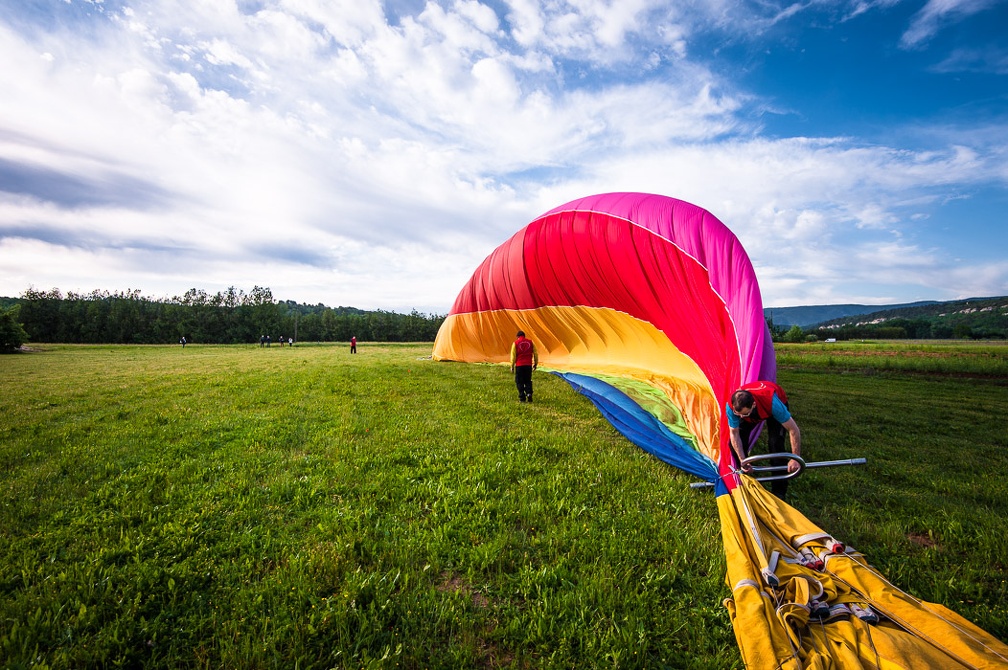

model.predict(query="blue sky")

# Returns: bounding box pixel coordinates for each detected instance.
[1,0,1005,313]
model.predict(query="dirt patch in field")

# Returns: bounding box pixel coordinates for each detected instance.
[437,572,513,667]
[438,571,490,608]
[907,532,938,549]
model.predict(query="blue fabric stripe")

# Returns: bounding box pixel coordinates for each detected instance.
[554,372,718,483]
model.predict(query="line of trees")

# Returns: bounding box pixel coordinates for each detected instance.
[766,316,1006,342]
[811,319,963,341]
[8,287,445,345]
[7,287,1006,349]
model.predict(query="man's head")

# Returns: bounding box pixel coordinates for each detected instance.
[731,389,756,417]
[516,330,525,338]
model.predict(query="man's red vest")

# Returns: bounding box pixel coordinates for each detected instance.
[514,337,535,366]
[740,381,787,424]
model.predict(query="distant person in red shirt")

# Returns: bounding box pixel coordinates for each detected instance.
[350,336,357,354]
[510,330,538,402]
[726,380,802,500]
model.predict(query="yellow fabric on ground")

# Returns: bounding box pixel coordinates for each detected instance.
[718,485,802,669]
[720,476,1008,669]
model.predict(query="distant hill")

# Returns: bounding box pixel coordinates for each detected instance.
[763,301,938,328]
[766,296,1008,340]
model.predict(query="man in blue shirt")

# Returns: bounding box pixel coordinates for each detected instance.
[726,381,802,500]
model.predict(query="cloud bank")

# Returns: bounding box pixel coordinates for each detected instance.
[1,0,1006,312]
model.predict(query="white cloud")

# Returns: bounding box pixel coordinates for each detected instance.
[900,0,997,48]
[932,46,1008,74]
[281,0,385,46]
[502,0,681,62]
[503,0,545,49]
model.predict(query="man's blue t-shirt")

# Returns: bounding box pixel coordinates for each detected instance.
[725,394,792,429]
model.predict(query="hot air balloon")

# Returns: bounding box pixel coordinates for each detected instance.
[433,192,1008,668]
[433,191,773,490]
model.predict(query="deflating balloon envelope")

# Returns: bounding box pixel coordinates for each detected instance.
[432,191,776,490]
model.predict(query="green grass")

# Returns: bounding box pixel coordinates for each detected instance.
[1,342,1006,668]
[776,339,1008,376]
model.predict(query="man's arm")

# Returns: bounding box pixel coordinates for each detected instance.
[729,426,749,470]
[783,417,801,473]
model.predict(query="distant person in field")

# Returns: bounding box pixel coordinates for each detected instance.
[350,336,357,354]
[510,330,538,403]
[726,381,802,500]
[180,336,186,348]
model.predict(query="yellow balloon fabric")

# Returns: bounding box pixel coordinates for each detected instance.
[719,477,1008,669]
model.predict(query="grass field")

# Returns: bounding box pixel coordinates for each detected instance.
[1,341,1006,668]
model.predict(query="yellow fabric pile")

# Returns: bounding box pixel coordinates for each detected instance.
[719,476,1008,669]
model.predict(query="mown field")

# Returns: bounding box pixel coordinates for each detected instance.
[1,340,1006,669]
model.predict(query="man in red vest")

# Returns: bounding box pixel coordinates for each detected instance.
[510,330,539,402]
[726,381,802,500]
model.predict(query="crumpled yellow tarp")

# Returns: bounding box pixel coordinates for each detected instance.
[719,476,1008,669]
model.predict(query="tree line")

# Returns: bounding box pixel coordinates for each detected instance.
[767,315,1006,342]
[9,287,1001,351]
[4,287,445,345]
